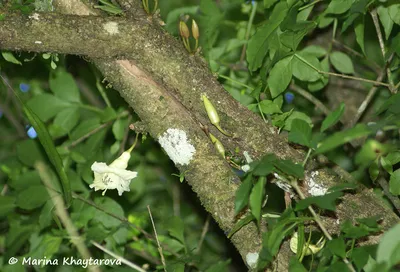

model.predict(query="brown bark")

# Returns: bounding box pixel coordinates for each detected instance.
[0,0,398,269]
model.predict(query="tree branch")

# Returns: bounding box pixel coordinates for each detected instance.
[1,1,398,269]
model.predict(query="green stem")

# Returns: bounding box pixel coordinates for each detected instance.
[95,77,112,108]
[257,102,268,123]
[292,181,356,272]
[294,54,391,88]
[302,148,312,167]
[299,0,322,11]
[218,74,253,89]
[240,1,258,63]
[76,103,103,113]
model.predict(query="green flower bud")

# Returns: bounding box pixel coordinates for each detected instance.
[209,133,225,158]
[192,19,199,40]
[179,21,190,39]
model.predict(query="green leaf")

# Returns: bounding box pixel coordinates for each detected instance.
[250,154,277,176]
[330,51,355,74]
[0,196,16,217]
[264,0,278,9]
[1,51,22,65]
[341,220,373,239]
[16,185,50,209]
[247,2,289,71]
[389,169,400,196]
[228,214,254,238]
[380,156,393,174]
[327,237,346,258]
[386,151,400,165]
[288,119,312,147]
[368,161,380,182]
[259,100,282,114]
[377,6,394,40]
[273,159,304,179]
[70,118,101,141]
[93,197,125,229]
[292,53,321,82]
[308,56,329,92]
[235,174,253,214]
[354,16,365,55]
[302,45,327,58]
[53,107,80,134]
[325,0,355,14]
[328,183,358,193]
[295,192,343,211]
[257,209,300,269]
[321,103,345,132]
[280,22,316,51]
[283,111,313,131]
[376,223,400,268]
[16,94,72,205]
[249,176,266,225]
[315,124,372,154]
[167,216,185,245]
[267,56,293,98]
[389,4,400,25]
[288,256,308,272]
[49,68,81,102]
[27,94,70,122]
[112,118,129,141]
[352,247,372,271]
[17,140,45,167]
[205,260,231,272]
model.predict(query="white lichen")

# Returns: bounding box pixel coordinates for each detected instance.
[103,22,119,35]
[307,171,327,196]
[29,13,40,20]
[158,128,196,166]
[246,252,259,268]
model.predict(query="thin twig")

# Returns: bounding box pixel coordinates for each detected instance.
[376,178,400,216]
[290,84,331,116]
[294,54,391,89]
[65,111,128,149]
[0,99,25,137]
[292,182,356,272]
[72,193,181,258]
[240,1,257,63]
[196,215,210,254]
[0,72,24,122]
[370,9,395,92]
[35,162,101,272]
[147,205,167,272]
[91,241,146,272]
[346,71,386,129]
[72,192,152,238]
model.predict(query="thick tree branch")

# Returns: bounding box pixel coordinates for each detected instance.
[2,1,399,269]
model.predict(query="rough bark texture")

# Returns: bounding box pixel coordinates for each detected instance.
[1,0,398,269]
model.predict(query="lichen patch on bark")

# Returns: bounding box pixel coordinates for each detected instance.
[158,128,196,166]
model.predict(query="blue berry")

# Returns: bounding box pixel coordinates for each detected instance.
[19,83,30,93]
[285,92,295,104]
[27,126,38,139]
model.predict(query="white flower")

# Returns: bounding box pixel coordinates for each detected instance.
[89,147,138,196]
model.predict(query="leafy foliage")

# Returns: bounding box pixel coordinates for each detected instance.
[1,0,400,271]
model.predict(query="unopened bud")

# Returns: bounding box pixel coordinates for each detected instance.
[192,19,199,40]
[179,21,190,39]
